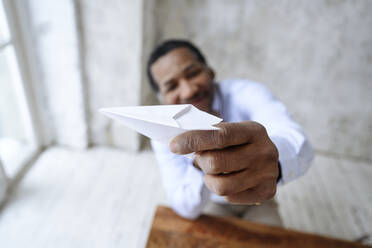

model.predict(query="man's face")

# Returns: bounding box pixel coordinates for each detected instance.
[150,47,215,112]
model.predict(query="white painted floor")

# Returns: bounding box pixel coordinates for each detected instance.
[277,154,372,244]
[0,146,371,247]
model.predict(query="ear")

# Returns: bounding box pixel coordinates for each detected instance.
[207,67,215,80]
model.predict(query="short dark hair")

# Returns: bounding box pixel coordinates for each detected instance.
[147,39,207,92]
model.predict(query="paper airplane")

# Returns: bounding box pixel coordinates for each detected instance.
[99,104,223,144]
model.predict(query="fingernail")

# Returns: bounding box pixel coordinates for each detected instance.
[170,141,181,154]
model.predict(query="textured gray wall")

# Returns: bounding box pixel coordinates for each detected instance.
[22,0,372,158]
[78,0,143,150]
[26,0,88,148]
[151,0,372,161]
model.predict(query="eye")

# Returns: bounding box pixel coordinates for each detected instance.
[166,83,177,92]
[186,69,201,79]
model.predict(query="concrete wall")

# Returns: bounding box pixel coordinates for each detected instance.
[26,0,88,148]
[22,0,372,160]
[77,0,143,151]
[151,0,372,161]
[21,0,145,151]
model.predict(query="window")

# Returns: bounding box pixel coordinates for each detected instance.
[0,0,41,188]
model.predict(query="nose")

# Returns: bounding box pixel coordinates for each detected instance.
[179,79,197,101]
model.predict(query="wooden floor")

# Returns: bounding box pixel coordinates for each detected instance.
[277,154,372,243]
[0,146,371,247]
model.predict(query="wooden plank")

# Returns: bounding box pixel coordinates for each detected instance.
[146,206,370,248]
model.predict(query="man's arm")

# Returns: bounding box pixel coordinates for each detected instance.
[169,82,313,204]
[235,82,314,185]
[151,141,211,219]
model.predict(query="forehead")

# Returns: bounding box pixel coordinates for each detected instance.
[151,47,199,84]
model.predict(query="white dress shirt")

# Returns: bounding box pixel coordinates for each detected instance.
[151,79,314,219]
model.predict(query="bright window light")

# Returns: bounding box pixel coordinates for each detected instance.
[0,0,10,45]
[0,0,38,178]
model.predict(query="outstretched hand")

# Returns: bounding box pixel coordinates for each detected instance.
[170,121,279,204]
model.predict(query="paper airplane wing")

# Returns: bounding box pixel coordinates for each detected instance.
[174,105,222,130]
[99,104,223,144]
[99,110,185,143]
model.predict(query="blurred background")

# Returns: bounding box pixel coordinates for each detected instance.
[0,0,371,247]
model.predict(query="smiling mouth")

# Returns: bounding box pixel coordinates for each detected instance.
[187,91,208,105]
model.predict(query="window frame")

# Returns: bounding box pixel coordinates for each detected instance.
[0,0,43,197]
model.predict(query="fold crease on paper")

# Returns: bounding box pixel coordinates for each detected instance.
[99,104,222,145]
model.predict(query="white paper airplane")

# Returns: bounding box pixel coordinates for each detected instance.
[99,104,223,144]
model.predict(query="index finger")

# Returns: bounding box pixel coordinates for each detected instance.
[169,121,264,154]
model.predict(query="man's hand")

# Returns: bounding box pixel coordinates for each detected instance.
[170,121,279,205]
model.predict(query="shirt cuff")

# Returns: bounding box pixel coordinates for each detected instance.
[270,135,300,185]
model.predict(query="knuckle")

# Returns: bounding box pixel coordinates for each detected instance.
[213,180,229,196]
[184,133,203,152]
[208,152,226,174]
[208,153,218,168]
[260,184,276,201]
[272,146,279,161]
[252,121,266,135]
[269,142,279,160]
[257,188,268,201]
[213,126,229,148]
[186,136,198,152]
[202,152,217,174]
[261,143,279,162]
[268,186,277,199]
[271,163,279,179]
